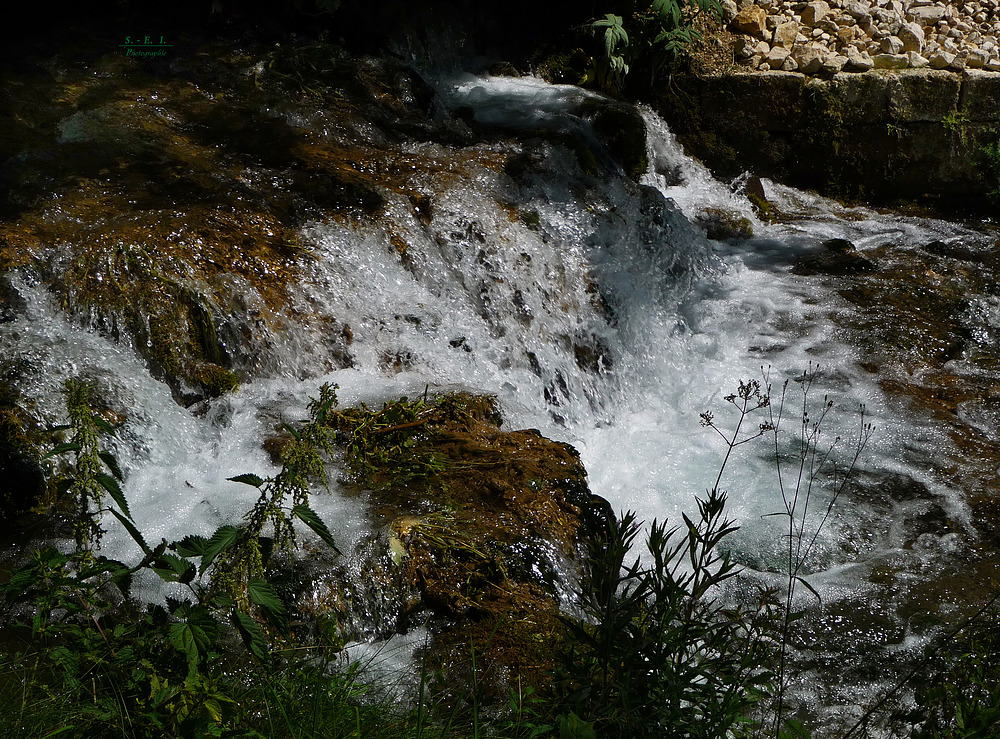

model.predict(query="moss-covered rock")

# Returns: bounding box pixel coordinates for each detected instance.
[0,38,504,400]
[302,392,610,697]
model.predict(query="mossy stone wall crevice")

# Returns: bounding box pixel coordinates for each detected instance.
[658,69,1000,209]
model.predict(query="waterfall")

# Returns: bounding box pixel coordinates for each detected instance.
[3,70,993,731]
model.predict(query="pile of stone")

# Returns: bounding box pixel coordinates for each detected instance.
[724,0,1000,74]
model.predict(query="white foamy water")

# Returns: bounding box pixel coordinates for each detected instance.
[4,72,989,730]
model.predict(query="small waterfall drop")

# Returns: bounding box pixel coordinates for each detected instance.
[4,69,994,732]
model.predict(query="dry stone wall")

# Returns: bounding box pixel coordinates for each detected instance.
[725,0,1000,75]
[658,66,1000,207]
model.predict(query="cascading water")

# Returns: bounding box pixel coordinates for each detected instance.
[4,68,995,734]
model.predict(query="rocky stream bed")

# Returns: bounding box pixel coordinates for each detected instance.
[2,11,1000,734]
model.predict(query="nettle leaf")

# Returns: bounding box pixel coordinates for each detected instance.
[292,504,340,554]
[97,473,131,519]
[247,579,285,617]
[172,534,209,558]
[42,442,82,460]
[108,508,151,555]
[231,610,269,660]
[99,451,124,482]
[169,607,219,665]
[227,473,265,488]
[794,575,822,602]
[93,415,117,437]
[199,525,242,575]
[152,554,196,584]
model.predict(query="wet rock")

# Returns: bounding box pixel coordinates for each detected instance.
[694,207,755,239]
[793,238,877,275]
[305,392,606,693]
[583,99,650,180]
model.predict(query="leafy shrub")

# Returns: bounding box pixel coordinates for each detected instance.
[551,380,780,738]
[585,0,723,92]
[0,380,347,738]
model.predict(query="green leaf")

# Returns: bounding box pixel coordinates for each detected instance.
[794,575,822,602]
[108,508,151,555]
[93,415,117,436]
[248,579,285,617]
[199,525,242,575]
[227,473,265,488]
[169,607,218,666]
[97,473,131,519]
[151,554,196,584]
[99,451,124,481]
[231,610,270,660]
[42,442,81,459]
[172,534,209,558]
[292,504,341,554]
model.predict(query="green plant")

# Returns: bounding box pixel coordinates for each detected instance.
[209,382,341,610]
[589,14,630,92]
[759,366,872,734]
[585,0,722,92]
[910,598,1000,739]
[978,132,1000,205]
[45,379,130,550]
[0,380,349,738]
[552,381,778,738]
[942,110,970,145]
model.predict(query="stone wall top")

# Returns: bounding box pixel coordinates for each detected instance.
[725,0,1000,75]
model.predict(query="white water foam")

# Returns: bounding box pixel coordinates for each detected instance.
[4,76,986,729]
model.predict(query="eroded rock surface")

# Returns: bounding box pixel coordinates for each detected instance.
[299,392,611,693]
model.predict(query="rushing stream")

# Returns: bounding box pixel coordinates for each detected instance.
[3,62,999,734]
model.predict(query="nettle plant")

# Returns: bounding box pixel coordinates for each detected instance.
[586,0,723,92]
[0,379,343,737]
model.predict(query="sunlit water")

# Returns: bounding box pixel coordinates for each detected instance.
[2,73,992,732]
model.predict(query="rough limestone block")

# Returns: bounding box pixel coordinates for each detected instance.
[888,70,962,122]
[801,0,831,26]
[967,48,990,68]
[821,54,850,73]
[928,50,956,68]
[845,0,871,20]
[830,72,891,121]
[793,45,827,74]
[846,47,876,71]
[874,52,911,68]
[909,5,947,24]
[882,36,905,54]
[767,46,792,68]
[732,6,769,37]
[908,51,930,68]
[782,55,800,71]
[960,69,1000,121]
[774,20,800,47]
[899,22,926,53]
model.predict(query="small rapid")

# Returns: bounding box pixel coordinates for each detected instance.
[3,69,995,733]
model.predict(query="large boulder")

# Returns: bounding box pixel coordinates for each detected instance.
[303,392,612,695]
